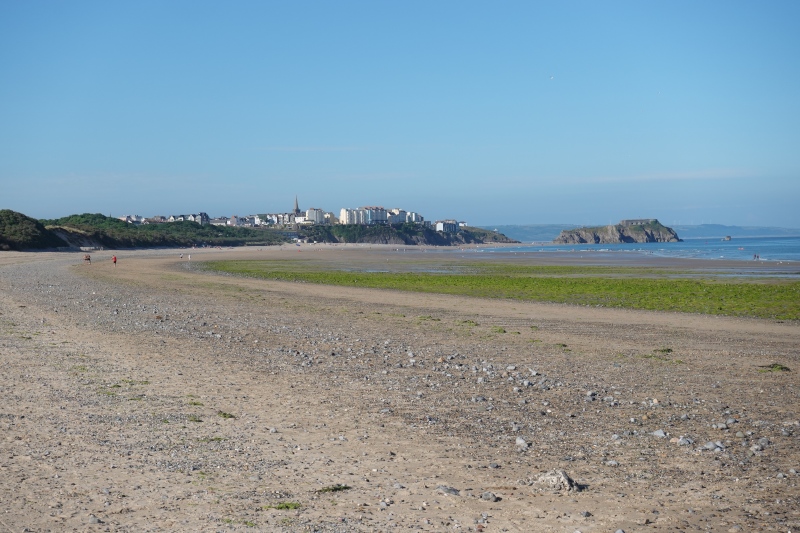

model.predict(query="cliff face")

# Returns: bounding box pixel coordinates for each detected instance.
[553,220,681,244]
[299,225,518,246]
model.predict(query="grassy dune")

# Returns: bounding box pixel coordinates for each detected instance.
[203,260,800,320]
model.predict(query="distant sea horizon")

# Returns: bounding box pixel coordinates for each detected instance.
[483,223,800,244]
[478,235,800,263]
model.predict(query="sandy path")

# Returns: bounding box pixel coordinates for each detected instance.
[1,248,798,532]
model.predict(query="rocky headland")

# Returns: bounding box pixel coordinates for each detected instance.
[554,219,681,244]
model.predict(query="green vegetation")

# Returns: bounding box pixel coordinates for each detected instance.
[758,363,790,372]
[2,210,513,249]
[0,210,291,250]
[298,223,515,245]
[37,213,289,248]
[0,209,66,250]
[217,411,236,419]
[554,219,680,244]
[203,260,800,320]
[221,518,255,527]
[316,484,351,493]
[263,502,302,510]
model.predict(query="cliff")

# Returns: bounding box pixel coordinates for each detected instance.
[553,219,681,244]
[298,224,518,245]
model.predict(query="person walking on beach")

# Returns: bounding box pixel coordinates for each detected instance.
[112,255,117,267]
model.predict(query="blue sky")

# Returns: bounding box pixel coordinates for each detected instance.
[1,1,798,227]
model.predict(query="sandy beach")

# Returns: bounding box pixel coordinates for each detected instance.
[1,246,798,532]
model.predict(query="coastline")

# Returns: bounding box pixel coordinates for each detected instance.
[4,243,800,274]
[472,236,800,265]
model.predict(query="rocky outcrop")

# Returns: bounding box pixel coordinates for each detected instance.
[299,225,518,246]
[553,219,681,244]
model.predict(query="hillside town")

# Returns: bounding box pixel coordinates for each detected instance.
[118,197,466,233]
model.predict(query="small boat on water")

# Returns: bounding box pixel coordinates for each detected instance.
[722,236,732,241]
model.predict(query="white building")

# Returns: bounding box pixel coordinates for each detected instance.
[339,208,363,225]
[304,208,326,225]
[387,208,424,224]
[276,213,295,225]
[340,206,424,225]
[238,215,263,226]
[435,220,458,233]
[387,209,406,224]
[339,206,389,225]
[407,212,424,223]
[258,212,295,226]
[166,213,209,225]
[118,215,145,224]
[364,206,388,224]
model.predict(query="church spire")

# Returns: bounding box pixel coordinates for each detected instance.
[294,195,300,215]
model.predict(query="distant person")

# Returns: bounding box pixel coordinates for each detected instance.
[188,254,191,261]
[180,253,183,259]
[83,254,91,264]
[112,255,117,267]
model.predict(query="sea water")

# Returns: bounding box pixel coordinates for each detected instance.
[478,236,800,263]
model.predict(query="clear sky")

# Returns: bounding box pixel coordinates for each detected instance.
[1,1,799,227]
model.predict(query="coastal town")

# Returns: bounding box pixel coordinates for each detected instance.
[116,197,466,233]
